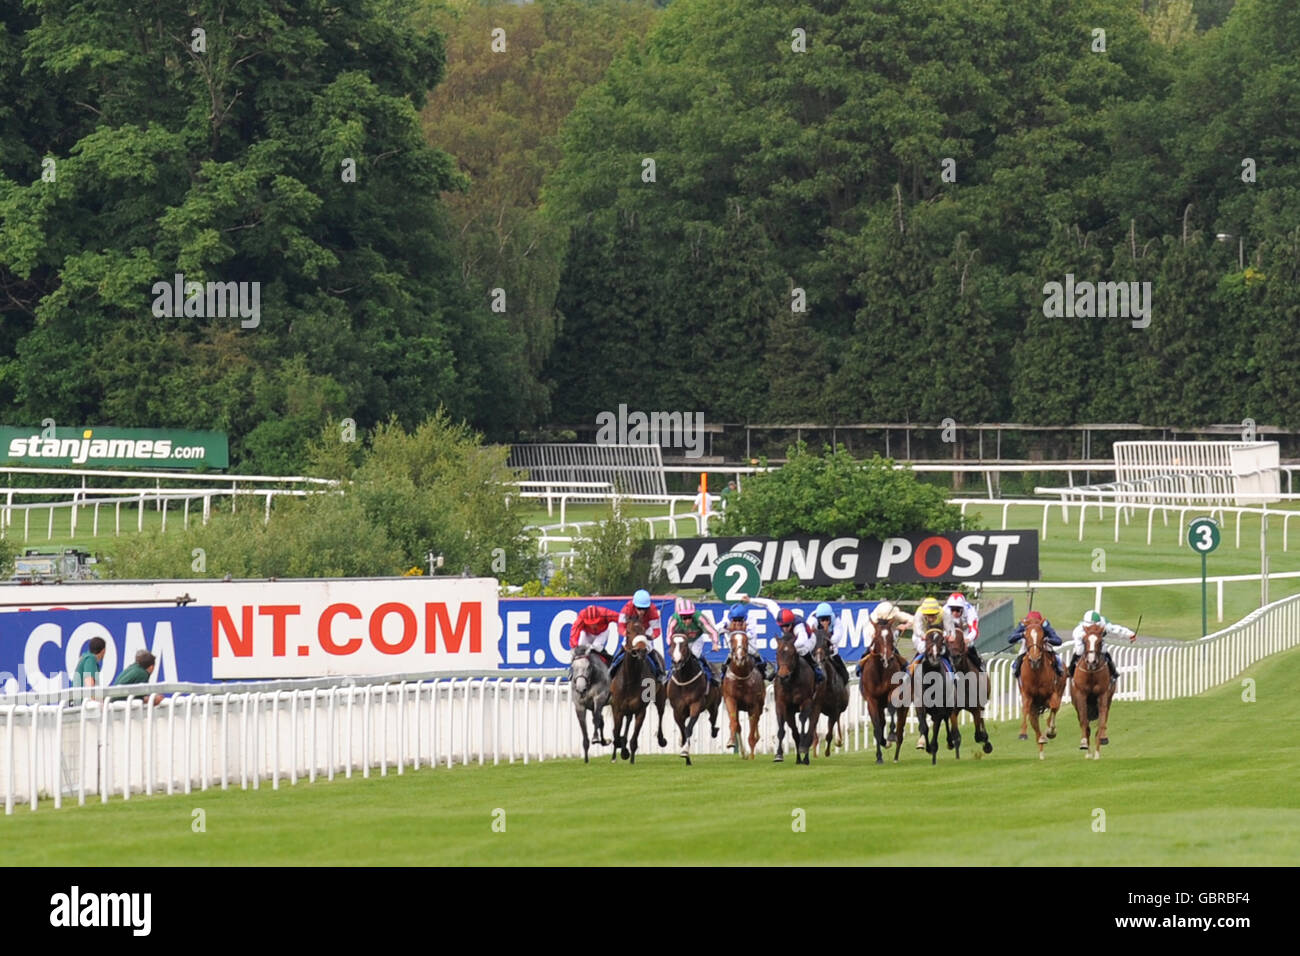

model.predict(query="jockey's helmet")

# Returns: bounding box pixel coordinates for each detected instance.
[674,597,695,616]
[633,589,651,609]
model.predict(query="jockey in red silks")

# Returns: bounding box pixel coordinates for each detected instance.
[569,605,620,663]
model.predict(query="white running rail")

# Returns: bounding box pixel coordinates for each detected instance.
[5,593,1297,811]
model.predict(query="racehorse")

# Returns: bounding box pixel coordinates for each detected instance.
[860,619,907,763]
[1017,621,1067,759]
[813,632,848,757]
[607,620,668,763]
[667,633,722,765]
[915,627,959,764]
[1070,623,1116,759]
[773,634,823,765]
[722,628,765,759]
[945,628,993,758]
[569,646,610,763]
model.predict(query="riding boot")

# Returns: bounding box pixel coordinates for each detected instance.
[967,645,984,670]
[1051,653,1062,676]
[803,653,823,683]
[651,650,666,681]
[1067,654,1077,678]
[832,654,849,683]
[1105,652,1118,682]
[751,653,769,680]
[1012,653,1023,679]
[609,650,624,677]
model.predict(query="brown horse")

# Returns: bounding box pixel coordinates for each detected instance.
[1070,623,1115,760]
[813,633,848,757]
[945,630,993,758]
[915,628,959,764]
[860,619,907,763]
[773,635,823,765]
[722,628,765,759]
[1017,622,1067,759]
[607,620,668,763]
[667,633,722,765]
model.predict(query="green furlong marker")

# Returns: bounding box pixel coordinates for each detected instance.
[1187,517,1221,637]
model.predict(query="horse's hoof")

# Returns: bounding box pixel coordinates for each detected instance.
[1079,740,1088,750]
[1038,736,1047,745]
[657,736,667,748]
[983,741,992,754]
[1038,752,1045,760]
[679,747,690,757]
[773,753,784,763]
[1100,737,1109,745]
[1046,730,1057,739]
[684,756,691,766]
[621,748,630,760]
[1018,733,1028,740]
[876,755,884,764]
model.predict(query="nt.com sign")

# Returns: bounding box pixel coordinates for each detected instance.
[209,579,498,678]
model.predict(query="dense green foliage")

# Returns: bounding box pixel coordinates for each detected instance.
[106,412,541,581]
[5,0,1292,481]
[718,444,967,540]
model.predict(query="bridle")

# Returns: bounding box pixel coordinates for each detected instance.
[669,634,703,686]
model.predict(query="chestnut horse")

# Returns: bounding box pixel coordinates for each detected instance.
[945,630,993,758]
[1017,622,1067,759]
[667,633,722,765]
[773,635,823,765]
[860,619,907,763]
[722,627,765,758]
[607,620,668,763]
[915,628,959,764]
[1070,623,1116,760]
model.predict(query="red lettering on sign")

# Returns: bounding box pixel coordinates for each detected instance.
[370,602,417,654]
[259,605,301,657]
[425,602,482,654]
[213,606,254,657]
[913,537,954,577]
[319,603,363,655]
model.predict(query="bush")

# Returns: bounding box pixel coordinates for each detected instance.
[570,506,658,596]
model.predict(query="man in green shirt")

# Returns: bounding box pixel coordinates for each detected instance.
[72,637,107,688]
[111,651,164,706]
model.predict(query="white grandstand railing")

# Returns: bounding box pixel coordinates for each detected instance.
[953,495,1300,550]
[5,591,1298,811]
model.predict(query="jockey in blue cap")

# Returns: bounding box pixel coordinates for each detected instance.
[721,600,774,680]
[609,588,665,681]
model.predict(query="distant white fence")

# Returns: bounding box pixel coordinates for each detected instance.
[5,593,1298,811]
[0,466,337,542]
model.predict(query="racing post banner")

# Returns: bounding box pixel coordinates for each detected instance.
[648,532,1039,588]
[0,426,229,469]
[0,577,501,683]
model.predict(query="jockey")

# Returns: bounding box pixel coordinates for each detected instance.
[805,601,851,684]
[908,596,950,750]
[1067,610,1135,683]
[1007,610,1064,679]
[665,597,721,688]
[862,600,912,672]
[569,605,620,664]
[740,596,807,681]
[908,597,950,669]
[610,589,665,680]
[943,591,984,670]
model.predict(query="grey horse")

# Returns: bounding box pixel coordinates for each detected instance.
[570,646,612,762]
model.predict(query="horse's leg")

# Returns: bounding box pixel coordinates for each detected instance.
[725,693,741,756]
[1099,679,1115,746]
[629,708,646,764]
[593,701,608,745]
[655,690,668,748]
[747,706,761,759]
[577,706,590,763]
[1018,684,1030,739]
[892,705,907,762]
[611,706,624,762]
[1074,682,1090,752]
[1028,702,1044,759]
[976,708,991,754]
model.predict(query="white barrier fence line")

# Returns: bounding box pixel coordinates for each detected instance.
[4,593,1297,811]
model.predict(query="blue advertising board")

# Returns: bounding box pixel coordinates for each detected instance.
[498,598,882,669]
[0,606,213,694]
